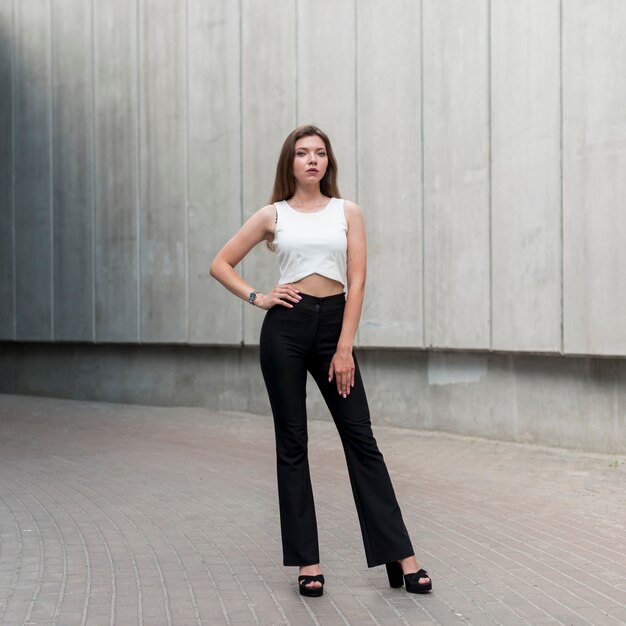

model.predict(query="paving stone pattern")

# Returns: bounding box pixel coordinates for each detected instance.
[0,394,625,625]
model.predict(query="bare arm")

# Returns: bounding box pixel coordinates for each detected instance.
[328,200,367,397]
[209,204,300,309]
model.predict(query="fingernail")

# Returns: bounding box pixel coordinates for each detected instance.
[343,393,347,399]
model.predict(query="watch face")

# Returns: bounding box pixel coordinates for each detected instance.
[249,292,257,302]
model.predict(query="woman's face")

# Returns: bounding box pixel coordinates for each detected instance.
[293,135,328,187]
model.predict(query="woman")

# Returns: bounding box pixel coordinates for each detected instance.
[210,125,431,597]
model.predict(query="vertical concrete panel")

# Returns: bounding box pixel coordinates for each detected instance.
[93,0,139,342]
[357,0,422,348]
[14,0,52,340]
[563,1,626,356]
[188,0,242,345]
[139,0,187,342]
[297,1,356,201]
[423,0,490,349]
[52,0,93,341]
[491,0,561,352]
[241,0,296,345]
[0,0,14,339]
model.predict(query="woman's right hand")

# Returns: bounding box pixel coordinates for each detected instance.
[256,284,302,310]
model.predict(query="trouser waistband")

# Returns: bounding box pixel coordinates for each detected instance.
[294,292,346,312]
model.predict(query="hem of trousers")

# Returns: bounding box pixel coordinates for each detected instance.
[366,549,415,569]
[283,558,321,567]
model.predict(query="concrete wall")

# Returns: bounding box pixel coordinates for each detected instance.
[1,0,625,357]
[1,342,624,455]
[1,2,626,453]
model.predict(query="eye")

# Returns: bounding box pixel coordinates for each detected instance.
[318,151,326,157]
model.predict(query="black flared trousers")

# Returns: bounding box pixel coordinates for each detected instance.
[259,292,414,568]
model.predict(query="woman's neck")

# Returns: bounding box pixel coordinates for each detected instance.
[290,186,327,208]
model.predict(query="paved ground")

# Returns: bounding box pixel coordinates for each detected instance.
[0,394,625,626]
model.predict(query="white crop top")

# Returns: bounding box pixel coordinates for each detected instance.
[272,197,347,287]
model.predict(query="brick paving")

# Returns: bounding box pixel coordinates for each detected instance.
[0,393,625,626]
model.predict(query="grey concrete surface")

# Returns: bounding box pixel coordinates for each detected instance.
[52,0,94,343]
[423,0,490,350]
[1,393,625,625]
[357,0,423,349]
[2,1,626,356]
[2,342,626,456]
[491,0,561,353]
[563,1,626,356]
[0,0,15,339]
[13,0,52,341]
[240,0,295,348]
[139,0,187,343]
[93,0,140,344]
[187,0,242,346]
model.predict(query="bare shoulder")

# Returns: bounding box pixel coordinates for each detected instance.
[251,203,277,230]
[257,203,276,219]
[342,199,362,219]
[256,203,277,240]
[234,203,276,245]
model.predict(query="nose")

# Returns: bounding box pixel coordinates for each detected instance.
[308,153,317,164]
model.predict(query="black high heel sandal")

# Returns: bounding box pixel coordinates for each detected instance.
[298,574,324,597]
[386,561,432,594]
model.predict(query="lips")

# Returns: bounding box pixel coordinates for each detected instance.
[306,169,319,174]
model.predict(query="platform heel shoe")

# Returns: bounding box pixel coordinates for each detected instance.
[385,561,432,594]
[298,574,324,597]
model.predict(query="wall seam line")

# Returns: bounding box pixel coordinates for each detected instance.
[136,0,142,342]
[420,0,426,349]
[11,0,16,340]
[90,0,96,342]
[184,0,190,343]
[353,0,359,347]
[354,0,358,204]
[559,0,564,355]
[49,0,54,341]
[294,0,298,124]
[239,0,244,345]
[488,0,493,351]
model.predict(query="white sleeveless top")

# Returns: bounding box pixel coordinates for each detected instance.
[272,197,347,288]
